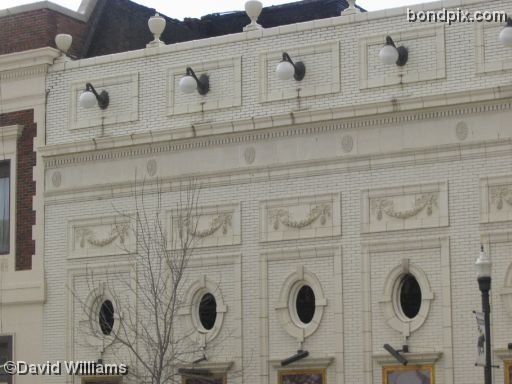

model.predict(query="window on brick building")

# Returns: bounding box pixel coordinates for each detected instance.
[0,161,10,255]
[0,335,13,384]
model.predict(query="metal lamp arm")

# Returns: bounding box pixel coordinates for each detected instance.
[282,52,296,68]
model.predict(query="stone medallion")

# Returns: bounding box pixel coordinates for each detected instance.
[341,135,354,153]
[146,159,157,176]
[52,171,62,188]
[455,121,468,141]
[244,147,256,165]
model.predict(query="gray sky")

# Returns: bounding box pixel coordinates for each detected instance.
[1,0,427,20]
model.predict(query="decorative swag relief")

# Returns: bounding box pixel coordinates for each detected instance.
[362,182,448,233]
[169,203,241,248]
[68,217,136,258]
[480,176,512,223]
[491,187,512,211]
[260,194,340,242]
[371,194,437,221]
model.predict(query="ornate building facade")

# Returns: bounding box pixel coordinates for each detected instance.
[41,0,512,383]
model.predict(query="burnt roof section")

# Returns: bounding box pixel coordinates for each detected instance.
[82,0,359,58]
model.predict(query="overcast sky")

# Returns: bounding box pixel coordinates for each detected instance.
[1,0,427,20]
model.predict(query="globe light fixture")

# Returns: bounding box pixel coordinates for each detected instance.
[79,83,109,109]
[179,67,210,95]
[276,52,305,81]
[499,18,512,48]
[379,36,408,66]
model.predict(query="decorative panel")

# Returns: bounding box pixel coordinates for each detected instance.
[168,203,241,248]
[361,181,448,233]
[475,22,512,74]
[359,26,445,89]
[167,57,241,115]
[68,216,136,258]
[259,41,340,102]
[480,175,512,223]
[70,73,139,130]
[260,193,340,242]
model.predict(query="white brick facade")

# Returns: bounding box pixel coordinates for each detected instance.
[42,1,512,383]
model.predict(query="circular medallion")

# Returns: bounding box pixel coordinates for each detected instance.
[455,121,468,141]
[244,147,256,165]
[146,159,157,176]
[51,171,62,188]
[341,135,354,153]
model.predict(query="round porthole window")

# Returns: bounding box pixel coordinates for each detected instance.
[98,300,114,336]
[396,274,422,320]
[295,284,316,326]
[198,293,217,331]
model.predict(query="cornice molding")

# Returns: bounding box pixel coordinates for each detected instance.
[0,47,60,77]
[41,88,512,168]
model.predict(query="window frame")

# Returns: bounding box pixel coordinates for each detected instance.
[278,368,326,384]
[506,360,512,384]
[0,125,22,266]
[382,364,435,384]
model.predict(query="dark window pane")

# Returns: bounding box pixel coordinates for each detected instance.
[99,300,115,335]
[400,274,422,319]
[280,371,324,384]
[0,336,12,384]
[184,375,224,384]
[0,161,10,255]
[387,368,431,384]
[296,285,315,325]
[198,293,217,330]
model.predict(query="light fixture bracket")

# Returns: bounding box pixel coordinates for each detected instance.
[282,52,306,81]
[85,82,109,109]
[385,36,408,67]
[186,67,210,95]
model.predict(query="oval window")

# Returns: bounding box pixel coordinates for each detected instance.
[399,274,422,319]
[295,285,315,325]
[99,300,114,336]
[198,293,217,330]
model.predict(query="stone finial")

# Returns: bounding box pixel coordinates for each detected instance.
[55,33,72,55]
[341,0,360,16]
[244,0,263,31]
[147,13,166,47]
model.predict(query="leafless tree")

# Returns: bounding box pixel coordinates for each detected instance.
[69,178,226,384]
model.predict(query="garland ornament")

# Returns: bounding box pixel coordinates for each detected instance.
[372,194,437,221]
[491,187,512,210]
[185,213,232,239]
[269,204,331,230]
[77,223,130,248]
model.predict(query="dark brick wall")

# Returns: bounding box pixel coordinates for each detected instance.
[0,110,36,271]
[0,9,86,56]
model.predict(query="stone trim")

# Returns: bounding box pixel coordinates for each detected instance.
[49,0,490,73]
[259,41,340,102]
[167,57,241,115]
[359,25,445,89]
[41,92,512,165]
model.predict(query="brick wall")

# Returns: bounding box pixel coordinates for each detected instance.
[0,110,36,270]
[0,9,86,56]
